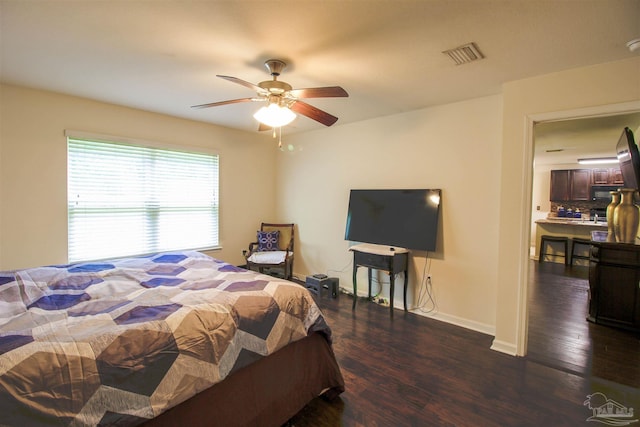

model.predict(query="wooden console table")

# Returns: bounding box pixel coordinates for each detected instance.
[588,231,640,333]
[350,244,409,316]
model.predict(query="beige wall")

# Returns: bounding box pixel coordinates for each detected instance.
[495,57,640,355]
[278,57,640,350]
[0,84,278,269]
[278,95,503,333]
[2,57,638,355]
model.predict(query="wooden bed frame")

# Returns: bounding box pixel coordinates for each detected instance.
[143,332,344,427]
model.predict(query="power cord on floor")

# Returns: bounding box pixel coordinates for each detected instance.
[324,256,355,296]
[415,253,437,314]
[326,257,353,277]
[327,256,389,303]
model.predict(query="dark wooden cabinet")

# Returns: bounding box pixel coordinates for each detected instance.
[588,231,640,333]
[592,169,610,185]
[592,168,624,185]
[570,169,591,200]
[610,168,625,185]
[550,168,624,202]
[550,170,571,201]
[550,169,591,201]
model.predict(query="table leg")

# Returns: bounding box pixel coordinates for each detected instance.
[352,265,358,310]
[389,273,395,317]
[403,270,409,311]
[367,268,372,300]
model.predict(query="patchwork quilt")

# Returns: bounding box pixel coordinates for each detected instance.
[0,251,331,426]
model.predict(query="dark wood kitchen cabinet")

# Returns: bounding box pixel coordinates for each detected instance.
[610,168,625,185]
[588,231,640,333]
[592,168,624,185]
[592,169,609,185]
[550,169,591,201]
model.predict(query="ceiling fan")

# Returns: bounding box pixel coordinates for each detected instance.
[191,59,348,130]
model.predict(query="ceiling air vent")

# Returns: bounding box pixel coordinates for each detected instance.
[443,42,484,65]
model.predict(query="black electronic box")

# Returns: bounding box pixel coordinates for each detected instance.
[305,274,338,298]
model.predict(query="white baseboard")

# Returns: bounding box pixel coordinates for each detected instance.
[409,309,495,337]
[489,339,518,356]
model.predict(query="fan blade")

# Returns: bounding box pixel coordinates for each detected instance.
[289,86,348,98]
[217,75,265,93]
[290,101,339,126]
[191,98,254,109]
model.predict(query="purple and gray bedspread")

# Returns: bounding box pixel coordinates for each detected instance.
[0,251,331,426]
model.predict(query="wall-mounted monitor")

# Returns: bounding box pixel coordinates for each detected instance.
[616,127,640,190]
[344,189,442,251]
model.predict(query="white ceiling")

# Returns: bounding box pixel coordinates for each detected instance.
[1,0,639,144]
[535,113,640,166]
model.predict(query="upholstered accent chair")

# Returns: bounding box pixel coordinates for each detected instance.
[245,223,295,280]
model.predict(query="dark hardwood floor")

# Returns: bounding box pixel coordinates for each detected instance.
[527,260,640,388]
[288,262,640,426]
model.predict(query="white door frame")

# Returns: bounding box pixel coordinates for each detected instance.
[518,100,640,356]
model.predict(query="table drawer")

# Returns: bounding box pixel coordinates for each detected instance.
[353,251,391,269]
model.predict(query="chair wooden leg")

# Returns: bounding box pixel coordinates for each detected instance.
[539,235,569,264]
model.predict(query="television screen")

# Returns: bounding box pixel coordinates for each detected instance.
[344,189,442,251]
[616,127,640,190]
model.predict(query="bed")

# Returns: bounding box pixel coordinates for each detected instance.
[0,251,344,426]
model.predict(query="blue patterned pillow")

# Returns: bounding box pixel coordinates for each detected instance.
[257,230,280,251]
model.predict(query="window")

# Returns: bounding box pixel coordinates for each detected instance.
[67,135,219,262]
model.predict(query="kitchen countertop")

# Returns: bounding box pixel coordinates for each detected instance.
[536,218,608,228]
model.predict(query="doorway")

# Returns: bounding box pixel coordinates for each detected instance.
[530,113,640,259]
[525,108,640,386]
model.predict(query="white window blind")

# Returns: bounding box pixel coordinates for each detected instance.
[67,137,219,262]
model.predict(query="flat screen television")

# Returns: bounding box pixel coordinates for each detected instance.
[616,127,640,190]
[344,189,442,251]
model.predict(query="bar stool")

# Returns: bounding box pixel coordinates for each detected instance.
[539,235,569,265]
[571,237,592,266]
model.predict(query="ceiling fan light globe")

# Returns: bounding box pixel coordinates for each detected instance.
[253,104,296,127]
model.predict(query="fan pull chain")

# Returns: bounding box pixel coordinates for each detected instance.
[270,126,285,151]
